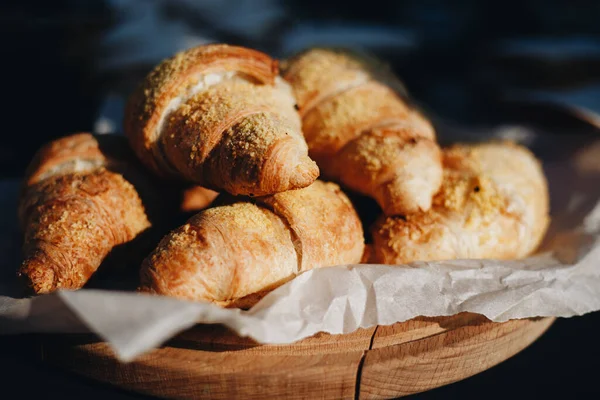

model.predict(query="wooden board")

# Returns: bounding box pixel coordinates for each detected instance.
[37,313,554,399]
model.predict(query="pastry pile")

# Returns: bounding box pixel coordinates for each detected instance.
[17,44,549,307]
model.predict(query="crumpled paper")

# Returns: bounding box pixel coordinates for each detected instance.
[1,123,599,362]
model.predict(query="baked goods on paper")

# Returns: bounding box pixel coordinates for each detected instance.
[16,43,550,309]
[371,142,549,264]
[139,181,364,307]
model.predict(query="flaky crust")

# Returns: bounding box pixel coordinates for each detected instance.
[302,82,410,162]
[334,124,442,216]
[19,170,150,294]
[371,141,550,264]
[280,47,409,117]
[124,44,318,195]
[23,133,109,187]
[125,44,276,173]
[282,48,442,215]
[18,133,153,294]
[139,181,365,307]
[281,48,371,116]
[257,181,365,272]
[160,80,316,195]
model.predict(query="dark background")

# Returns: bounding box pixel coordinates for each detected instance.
[2,0,600,398]
[5,0,600,178]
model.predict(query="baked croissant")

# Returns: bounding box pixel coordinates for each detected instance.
[139,180,365,308]
[18,133,158,294]
[371,141,550,264]
[282,48,442,216]
[124,43,319,196]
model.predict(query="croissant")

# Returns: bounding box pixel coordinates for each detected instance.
[282,48,442,216]
[18,133,158,294]
[124,43,319,196]
[139,180,365,308]
[371,141,550,264]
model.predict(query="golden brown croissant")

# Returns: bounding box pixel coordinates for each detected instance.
[139,180,365,308]
[18,133,158,294]
[282,48,442,216]
[371,141,550,264]
[124,43,319,196]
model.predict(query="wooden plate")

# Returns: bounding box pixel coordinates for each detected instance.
[37,313,554,399]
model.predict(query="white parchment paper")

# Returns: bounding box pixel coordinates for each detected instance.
[1,122,599,362]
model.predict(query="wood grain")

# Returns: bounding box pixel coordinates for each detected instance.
[359,315,555,399]
[37,314,554,400]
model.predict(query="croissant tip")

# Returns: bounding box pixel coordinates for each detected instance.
[18,257,56,295]
[290,158,320,189]
[379,182,435,217]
